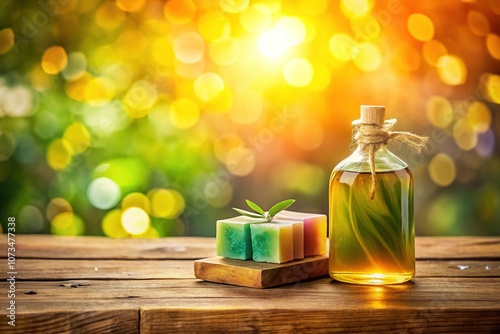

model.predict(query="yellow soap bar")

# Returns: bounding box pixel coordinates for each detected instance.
[275,210,327,257]
[275,219,304,260]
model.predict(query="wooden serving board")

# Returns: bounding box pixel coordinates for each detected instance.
[194,255,329,288]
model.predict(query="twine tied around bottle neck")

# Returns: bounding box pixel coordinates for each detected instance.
[352,118,429,200]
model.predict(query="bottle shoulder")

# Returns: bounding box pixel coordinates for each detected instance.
[333,146,408,173]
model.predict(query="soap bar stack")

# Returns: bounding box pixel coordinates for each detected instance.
[216,211,326,264]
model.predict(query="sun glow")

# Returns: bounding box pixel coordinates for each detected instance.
[258,16,305,58]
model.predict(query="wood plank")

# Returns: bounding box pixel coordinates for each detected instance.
[0,235,216,260]
[0,309,138,334]
[140,307,500,333]
[2,235,499,260]
[416,237,500,259]
[1,258,498,281]
[0,259,195,280]
[194,255,329,288]
[2,276,499,333]
[4,278,500,307]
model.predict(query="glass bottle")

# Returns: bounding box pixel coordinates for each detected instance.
[329,105,415,285]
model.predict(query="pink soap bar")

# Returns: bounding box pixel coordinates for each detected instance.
[275,210,327,257]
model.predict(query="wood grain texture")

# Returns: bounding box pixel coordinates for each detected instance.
[0,235,216,260]
[194,255,329,288]
[415,236,500,259]
[4,278,500,308]
[0,309,138,334]
[0,236,499,333]
[140,307,500,333]
[0,259,498,281]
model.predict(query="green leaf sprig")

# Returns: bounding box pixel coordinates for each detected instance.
[233,199,295,223]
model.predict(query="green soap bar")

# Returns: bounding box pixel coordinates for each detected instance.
[250,223,294,264]
[216,216,266,260]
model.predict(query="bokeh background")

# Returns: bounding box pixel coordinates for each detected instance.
[0,0,499,237]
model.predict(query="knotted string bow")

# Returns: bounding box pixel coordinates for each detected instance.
[353,118,429,200]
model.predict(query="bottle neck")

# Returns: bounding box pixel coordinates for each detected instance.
[336,144,408,173]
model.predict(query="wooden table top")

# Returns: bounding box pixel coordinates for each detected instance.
[1,235,500,333]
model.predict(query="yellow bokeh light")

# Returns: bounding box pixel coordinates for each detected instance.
[485,74,500,103]
[149,188,185,219]
[467,10,490,36]
[164,0,196,25]
[63,122,91,154]
[486,34,500,60]
[453,118,478,150]
[102,209,129,238]
[228,90,262,124]
[258,29,289,58]
[198,11,231,42]
[353,43,382,72]
[0,28,14,55]
[407,13,434,42]
[225,147,256,176]
[194,72,225,102]
[239,4,272,33]
[95,2,125,30]
[62,52,87,82]
[122,192,150,214]
[425,96,453,128]
[437,55,467,85]
[85,77,116,106]
[46,197,72,221]
[209,37,240,66]
[293,119,325,151]
[428,153,456,187]
[284,58,314,87]
[121,207,150,235]
[467,101,491,133]
[173,32,205,64]
[329,34,357,61]
[170,98,200,129]
[423,40,447,66]
[87,177,121,210]
[65,72,92,101]
[42,46,68,75]
[51,212,85,236]
[218,0,249,13]
[341,0,374,19]
[275,16,306,47]
[124,80,158,118]
[47,139,73,170]
[214,134,244,164]
[256,16,305,57]
[115,0,145,12]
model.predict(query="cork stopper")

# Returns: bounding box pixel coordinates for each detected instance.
[360,105,385,125]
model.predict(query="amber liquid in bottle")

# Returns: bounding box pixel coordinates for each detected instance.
[329,166,415,285]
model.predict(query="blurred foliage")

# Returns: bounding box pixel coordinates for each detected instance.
[0,0,499,237]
